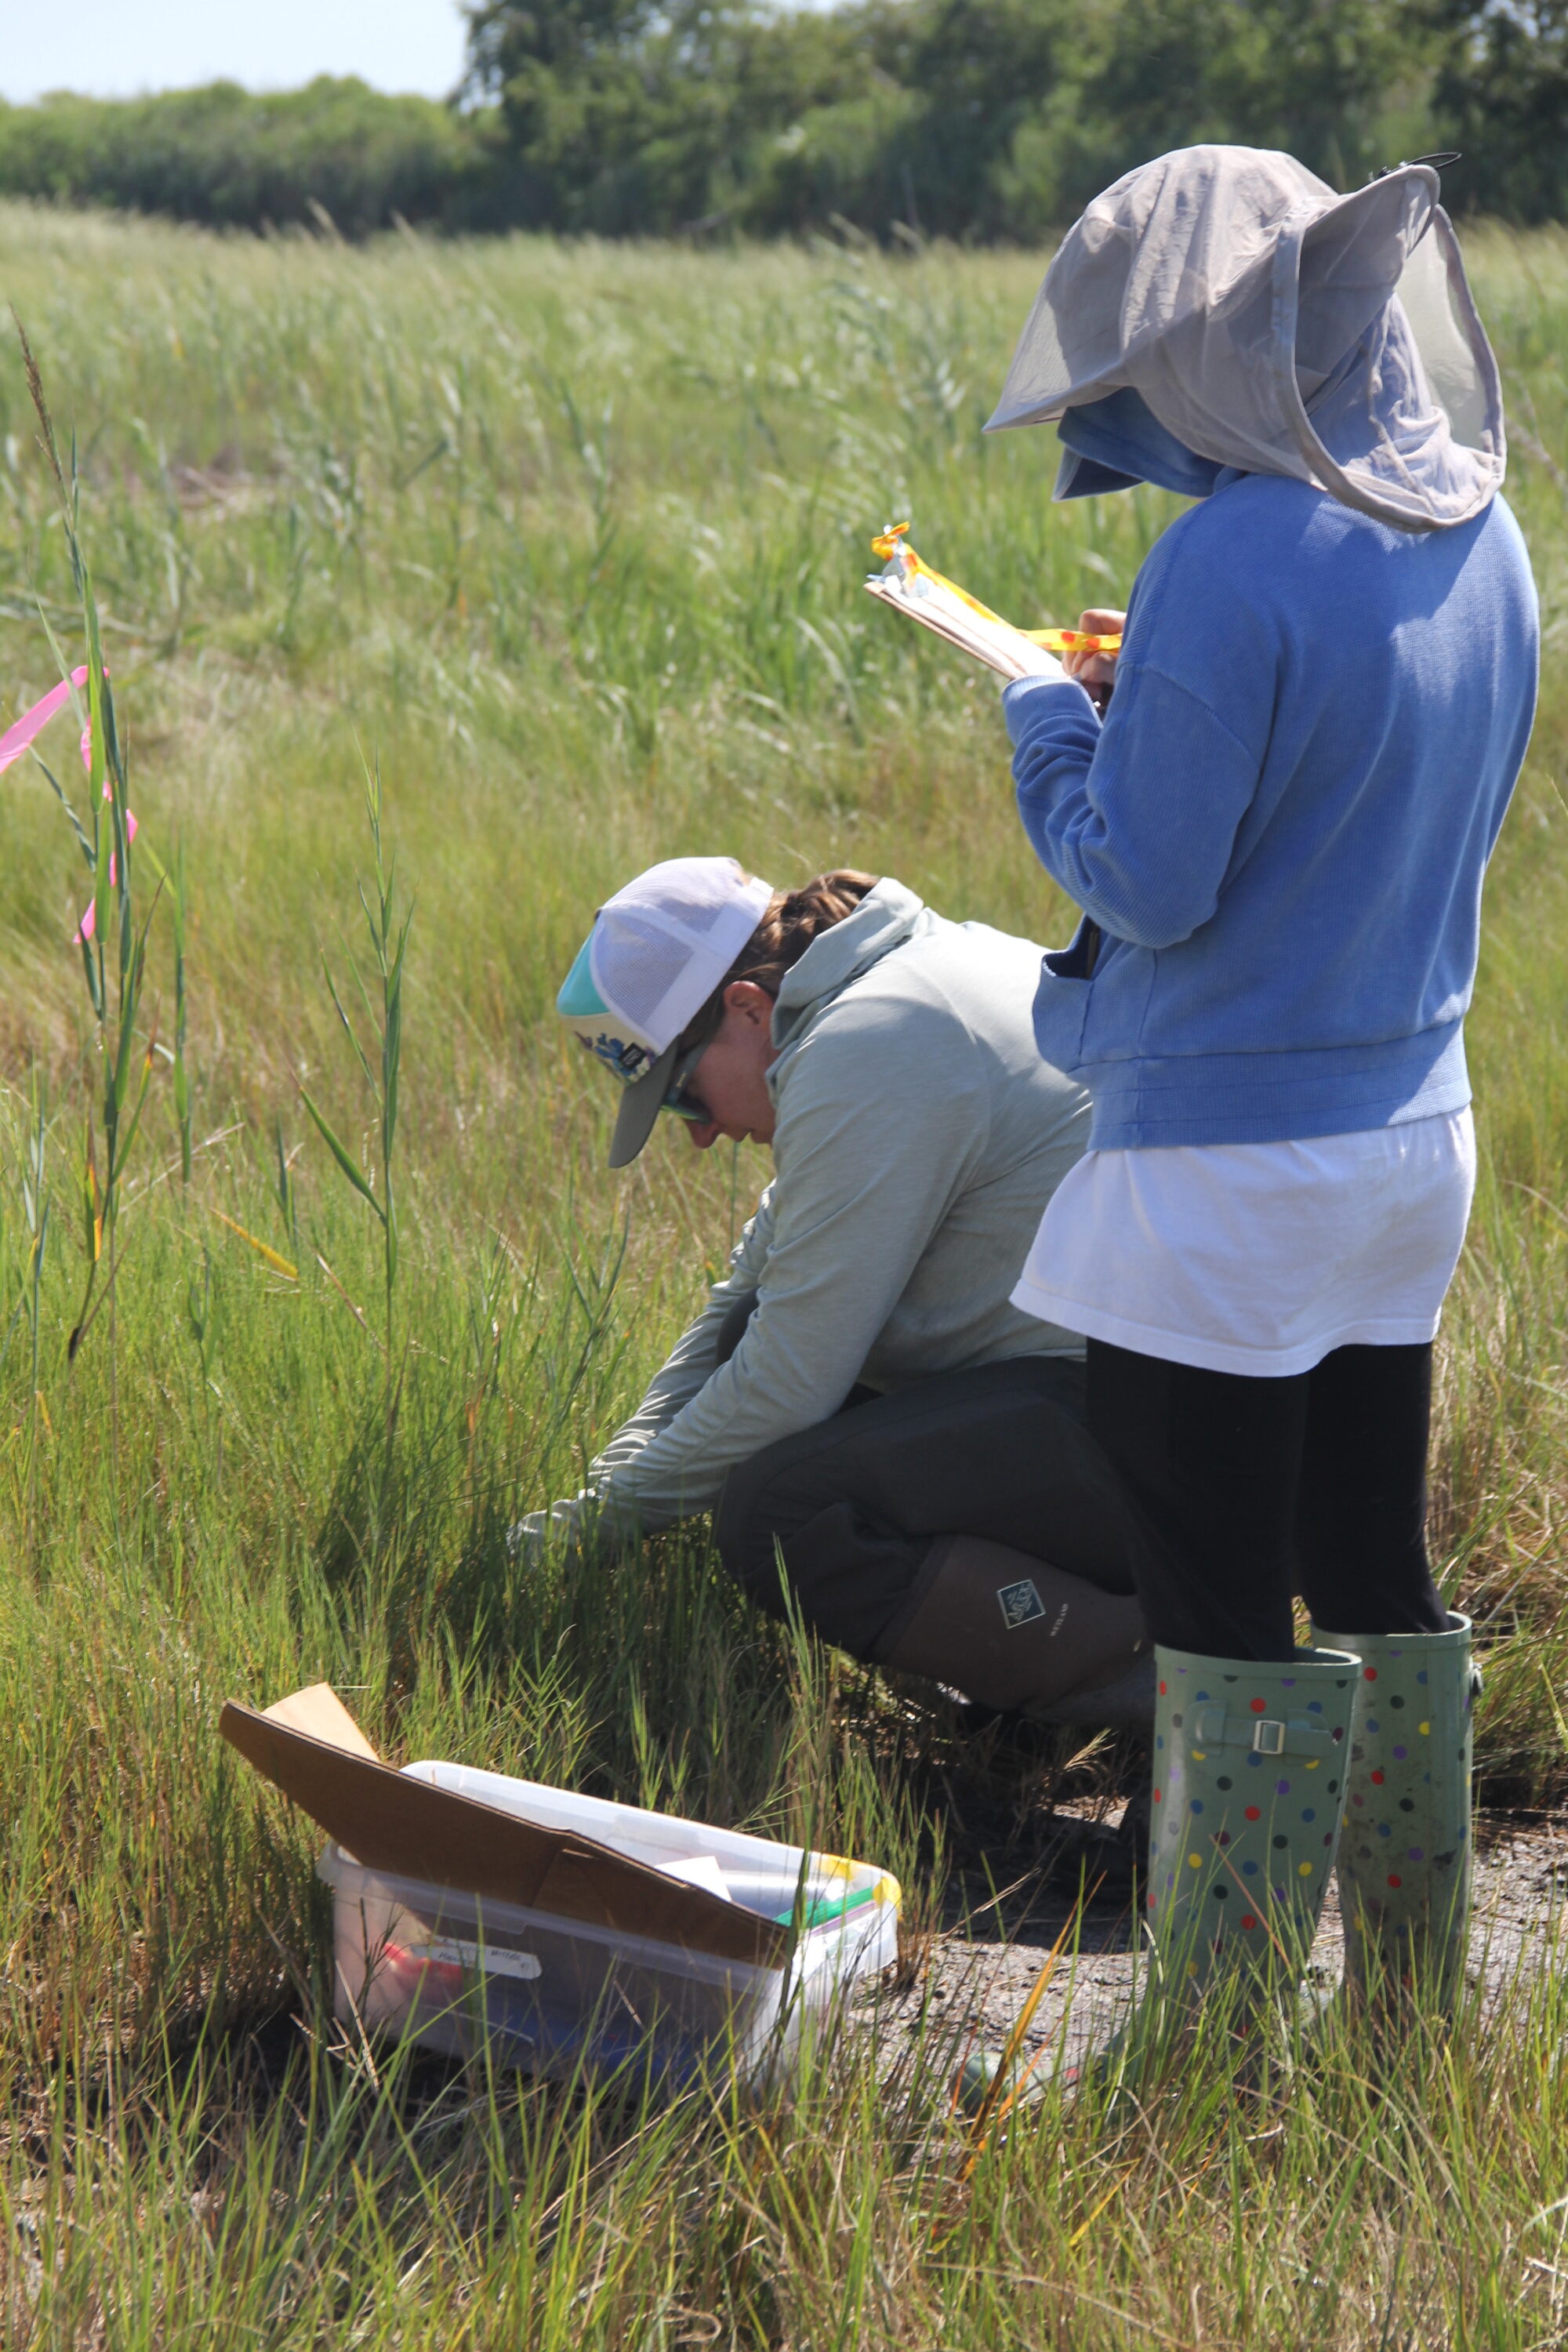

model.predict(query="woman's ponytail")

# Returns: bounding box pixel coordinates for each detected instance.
[681,869,879,1046]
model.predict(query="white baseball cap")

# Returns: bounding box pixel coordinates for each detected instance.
[557,856,775,1167]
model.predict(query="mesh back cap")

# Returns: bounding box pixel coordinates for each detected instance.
[557,855,775,1089]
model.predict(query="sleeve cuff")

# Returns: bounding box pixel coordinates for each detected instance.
[1000,670,1100,746]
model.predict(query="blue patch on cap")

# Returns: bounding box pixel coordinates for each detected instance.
[558,937,652,1085]
[557,935,610,1021]
[575,1031,652,1086]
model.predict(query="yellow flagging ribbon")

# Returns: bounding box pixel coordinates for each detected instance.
[869,523,1123,654]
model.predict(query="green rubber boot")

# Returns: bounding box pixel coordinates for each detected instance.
[958,1639,1361,2112]
[1141,1642,1361,2004]
[1310,1613,1479,2018]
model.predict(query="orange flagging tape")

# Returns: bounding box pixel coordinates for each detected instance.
[869,523,1123,653]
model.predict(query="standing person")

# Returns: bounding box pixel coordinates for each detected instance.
[985,147,1537,2031]
[522,855,1159,1730]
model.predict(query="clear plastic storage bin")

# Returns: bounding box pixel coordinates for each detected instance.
[319,1759,900,2084]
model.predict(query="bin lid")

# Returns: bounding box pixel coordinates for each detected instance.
[221,1684,788,1968]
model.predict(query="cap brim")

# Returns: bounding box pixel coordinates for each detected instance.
[608,1039,681,1169]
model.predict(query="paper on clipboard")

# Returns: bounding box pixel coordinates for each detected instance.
[863,525,1124,683]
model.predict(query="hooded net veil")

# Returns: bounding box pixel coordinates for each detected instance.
[986,146,1504,532]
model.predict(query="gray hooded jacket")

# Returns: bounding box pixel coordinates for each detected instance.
[556,880,1089,1542]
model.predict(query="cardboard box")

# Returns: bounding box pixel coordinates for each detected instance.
[222,1684,901,2082]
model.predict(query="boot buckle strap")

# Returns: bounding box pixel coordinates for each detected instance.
[1192,1704,1333,1760]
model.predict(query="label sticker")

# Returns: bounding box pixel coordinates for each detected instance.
[996,1577,1046,1630]
[428,1938,542,1980]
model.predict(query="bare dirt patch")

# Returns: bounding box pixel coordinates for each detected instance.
[881,1780,1568,2074]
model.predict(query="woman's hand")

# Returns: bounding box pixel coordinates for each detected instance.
[1062,607,1125,714]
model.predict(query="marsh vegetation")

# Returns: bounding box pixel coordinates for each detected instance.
[0,205,1565,2344]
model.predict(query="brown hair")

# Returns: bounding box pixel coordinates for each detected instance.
[679,869,879,1049]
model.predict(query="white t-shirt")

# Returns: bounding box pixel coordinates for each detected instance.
[1011,1109,1476,1377]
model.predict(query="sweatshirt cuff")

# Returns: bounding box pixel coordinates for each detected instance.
[1000,671,1100,746]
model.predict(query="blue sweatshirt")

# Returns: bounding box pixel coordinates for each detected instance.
[1005,472,1538,1149]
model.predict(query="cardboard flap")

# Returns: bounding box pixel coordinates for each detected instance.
[263,1682,381,1761]
[220,1693,786,1968]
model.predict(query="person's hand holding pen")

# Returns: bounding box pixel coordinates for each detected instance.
[1062,607,1125,715]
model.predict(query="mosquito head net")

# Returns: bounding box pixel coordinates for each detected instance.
[986,144,1504,532]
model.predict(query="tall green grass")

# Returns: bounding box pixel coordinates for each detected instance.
[10,1941,1568,2345]
[0,204,1564,2343]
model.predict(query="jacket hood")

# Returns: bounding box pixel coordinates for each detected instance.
[769,878,929,1063]
[1054,385,1225,502]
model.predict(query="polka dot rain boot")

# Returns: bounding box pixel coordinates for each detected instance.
[1139,1641,1361,2014]
[1310,1613,1479,2020]
[956,1639,1360,2114]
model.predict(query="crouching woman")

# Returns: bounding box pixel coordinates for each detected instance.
[522,855,1156,1730]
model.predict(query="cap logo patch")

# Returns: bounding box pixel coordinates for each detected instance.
[997,1578,1045,1630]
[573,1031,652,1084]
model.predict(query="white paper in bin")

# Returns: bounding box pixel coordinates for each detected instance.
[318,1759,900,2082]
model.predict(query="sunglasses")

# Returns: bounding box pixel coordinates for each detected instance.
[660,1040,712,1125]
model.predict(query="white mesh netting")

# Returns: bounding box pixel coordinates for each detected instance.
[985,146,1504,532]
[593,908,694,1035]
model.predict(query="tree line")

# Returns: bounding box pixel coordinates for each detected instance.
[2,2,1566,241]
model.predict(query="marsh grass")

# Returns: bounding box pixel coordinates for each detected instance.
[8,1907,1568,2345]
[0,204,1564,2343]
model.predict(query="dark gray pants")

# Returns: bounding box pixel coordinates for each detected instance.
[713,1353,1152,1668]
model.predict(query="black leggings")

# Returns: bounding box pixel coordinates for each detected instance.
[1086,1338,1450,1663]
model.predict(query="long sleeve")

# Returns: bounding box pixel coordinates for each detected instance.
[1004,531,1282,951]
[592,1007,990,1530]
[993,479,1539,1152]
[579,1192,777,1535]
[514,1192,777,1560]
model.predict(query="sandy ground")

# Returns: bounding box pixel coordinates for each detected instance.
[877,1791,1568,2072]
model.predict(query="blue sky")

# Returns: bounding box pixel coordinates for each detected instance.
[1,2,472,106]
